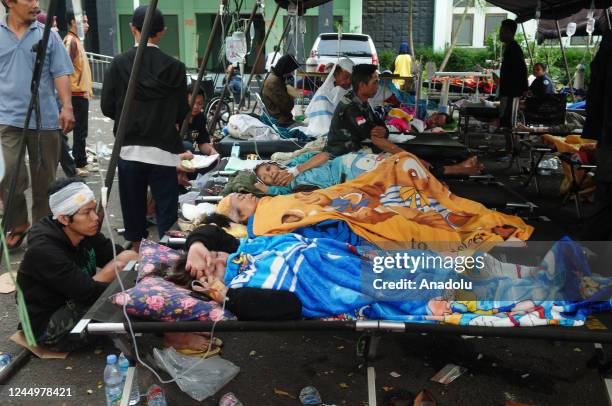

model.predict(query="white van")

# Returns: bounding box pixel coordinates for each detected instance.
[305,33,378,72]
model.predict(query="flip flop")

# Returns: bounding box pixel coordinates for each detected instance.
[177,346,221,358]
[6,227,29,251]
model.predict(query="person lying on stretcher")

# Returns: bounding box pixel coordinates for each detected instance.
[256,152,484,195]
[155,216,603,326]
[271,64,483,188]
[215,152,533,249]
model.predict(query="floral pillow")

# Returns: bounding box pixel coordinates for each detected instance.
[112,276,235,322]
[138,239,183,281]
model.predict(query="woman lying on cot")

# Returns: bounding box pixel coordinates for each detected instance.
[253,152,484,196]
[160,217,608,326]
[217,152,533,251]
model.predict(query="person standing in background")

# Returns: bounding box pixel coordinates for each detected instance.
[393,42,413,92]
[64,11,93,177]
[497,19,528,128]
[101,6,190,252]
[0,0,75,250]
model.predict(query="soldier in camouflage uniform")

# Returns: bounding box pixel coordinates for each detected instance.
[325,64,403,157]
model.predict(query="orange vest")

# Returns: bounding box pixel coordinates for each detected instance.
[63,32,93,98]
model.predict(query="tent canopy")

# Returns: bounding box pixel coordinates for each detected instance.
[486,0,612,22]
[274,0,331,13]
[537,9,606,42]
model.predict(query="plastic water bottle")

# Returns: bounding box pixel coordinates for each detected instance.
[230,142,240,158]
[118,354,140,405]
[104,355,123,406]
[299,386,322,405]
[0,352,12,373]
[146,384,167,406]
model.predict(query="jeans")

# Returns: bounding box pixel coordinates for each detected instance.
[71,96,89,168]
[118,159,179,242]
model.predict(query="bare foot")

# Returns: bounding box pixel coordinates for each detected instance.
[444,156,484,176]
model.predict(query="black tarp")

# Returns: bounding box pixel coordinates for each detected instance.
[537,9,605,41]
[274,0,331,13]
[485,0,612,22]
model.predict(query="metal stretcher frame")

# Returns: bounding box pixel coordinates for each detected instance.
[217,133,470,161]
[71,265,612,344]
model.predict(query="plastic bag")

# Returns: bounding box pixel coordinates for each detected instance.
[154,347,240,402]
[226,114,279,140]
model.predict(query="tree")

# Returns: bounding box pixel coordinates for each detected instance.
[440,0,472,72]
[408,0,415,58]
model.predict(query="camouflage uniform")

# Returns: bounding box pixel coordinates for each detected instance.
[324,90,388,157]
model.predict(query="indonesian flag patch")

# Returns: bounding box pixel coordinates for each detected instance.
[356,116,366,126]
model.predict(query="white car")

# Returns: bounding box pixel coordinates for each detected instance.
[306,33,378,72]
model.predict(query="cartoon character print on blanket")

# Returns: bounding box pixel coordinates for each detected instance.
[254,151,530,251]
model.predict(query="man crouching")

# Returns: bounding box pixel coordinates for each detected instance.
[17,179,138,351]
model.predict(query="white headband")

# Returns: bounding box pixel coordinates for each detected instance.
[49,182,96,219]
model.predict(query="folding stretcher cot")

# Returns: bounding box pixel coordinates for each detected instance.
[217,133,470,162]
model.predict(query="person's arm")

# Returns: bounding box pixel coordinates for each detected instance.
[271,77,295,115]
[198,143,218,156]
[225,288,302,321]
[49,31,75,133]
[54,75,75,134]
[89,233,125,267]
[68,38,78,61]
[371,132,403,154]
[296,151,330,173]
[273,152,331,186]
[100,62,117,119]
[176,63,190,126]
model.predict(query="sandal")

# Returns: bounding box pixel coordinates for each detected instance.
[6,226,29,251]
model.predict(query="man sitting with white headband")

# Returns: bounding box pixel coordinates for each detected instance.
[17,178,138,352]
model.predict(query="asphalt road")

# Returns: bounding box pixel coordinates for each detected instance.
[0,99,609,405]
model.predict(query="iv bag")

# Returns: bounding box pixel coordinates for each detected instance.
[225,32,247,64]
[566,22,577,37]
[586,17,596,35]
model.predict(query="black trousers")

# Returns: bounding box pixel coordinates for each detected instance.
[71,96,89,168]
[59,133,76,177]
[118,158,178,242]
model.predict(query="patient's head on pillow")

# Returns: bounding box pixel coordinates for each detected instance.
[254,162,283,186]
[218,193,259,224]
[429,112,452,128]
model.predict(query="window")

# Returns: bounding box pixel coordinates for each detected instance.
[452,14,474,46]
[570,36,590,46]
[453,0,471,6]
[484,14,507,42]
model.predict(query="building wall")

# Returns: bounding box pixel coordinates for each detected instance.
[111,0,361,69]
[432,1,537,51]
[362,0,435,53]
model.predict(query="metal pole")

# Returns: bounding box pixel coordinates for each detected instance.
[263,20,292,83]
[102,0,159,205]
[0,0,59,242]
[180,0,227,136]
[238,3,280,109]
[208,0,259,133]
[555,20,576,102]
[521,22,534,71]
